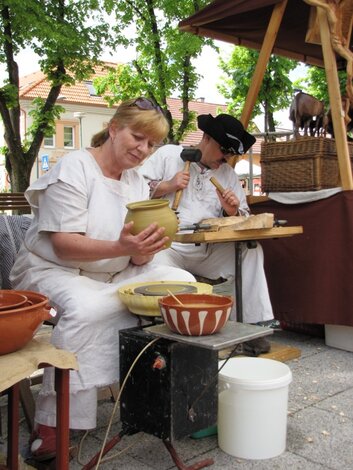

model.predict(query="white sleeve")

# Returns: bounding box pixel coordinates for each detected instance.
[139,145,183,197]
[37,181,88,233]
[232,174,250,216]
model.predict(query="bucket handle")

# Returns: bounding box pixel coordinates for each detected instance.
[188,352,238,420]
[218,381,230,392]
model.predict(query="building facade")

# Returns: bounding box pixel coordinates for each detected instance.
[1,62,262,191]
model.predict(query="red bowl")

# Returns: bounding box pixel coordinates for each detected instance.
[158,293,233,336]
[0,290,52,355]
[0,291,28,310]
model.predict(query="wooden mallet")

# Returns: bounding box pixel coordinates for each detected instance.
[171,148,202,211]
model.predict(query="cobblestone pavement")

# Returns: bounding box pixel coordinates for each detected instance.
[1,327,353,469]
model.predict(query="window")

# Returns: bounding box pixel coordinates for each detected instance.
[63,126,74,148]
[43,135,55,148]
[84,81,99,97]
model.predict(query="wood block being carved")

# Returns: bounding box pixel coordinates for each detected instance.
[200,213,274,231]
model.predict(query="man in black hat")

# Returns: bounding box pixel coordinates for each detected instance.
[139,113,276,330]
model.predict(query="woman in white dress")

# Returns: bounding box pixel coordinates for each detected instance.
[10,98,195,460]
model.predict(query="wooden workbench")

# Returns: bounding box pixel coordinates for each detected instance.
[174,225,303,322]
[174,226,303,244]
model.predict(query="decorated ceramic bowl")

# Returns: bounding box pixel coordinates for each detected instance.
[158,293,233,336]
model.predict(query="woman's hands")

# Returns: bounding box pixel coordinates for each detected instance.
[118,221,169,265]
[216,188,240,216]
[49,221,169,265]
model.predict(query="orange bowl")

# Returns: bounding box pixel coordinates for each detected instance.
[158,293,233,336]
[0,291,28,310]
[0,290,52,355]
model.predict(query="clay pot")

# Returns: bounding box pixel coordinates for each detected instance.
[0,291,28,310]
[125,199,178,248]
[0,290,52,355]
[159,293,234,336]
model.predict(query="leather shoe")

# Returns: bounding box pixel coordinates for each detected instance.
[30,423,56,461]
[242,337,271,356]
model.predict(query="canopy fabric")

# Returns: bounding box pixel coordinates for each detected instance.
[179,0,352,69]
[235,159,261,176]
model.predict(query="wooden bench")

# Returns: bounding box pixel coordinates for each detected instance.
[0,192,31,213]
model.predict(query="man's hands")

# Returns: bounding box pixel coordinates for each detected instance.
[215,188,240,216]
[151,170,190,198]
[171,170,190,191]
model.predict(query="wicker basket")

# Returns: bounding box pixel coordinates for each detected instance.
[260,137,353,192]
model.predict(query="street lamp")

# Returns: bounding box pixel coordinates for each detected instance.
[73,112,85,148]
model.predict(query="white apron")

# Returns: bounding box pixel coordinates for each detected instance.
[10,149,195,396]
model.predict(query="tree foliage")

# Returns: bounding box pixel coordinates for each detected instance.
[218,46,297,133]
[96,0,213,144]
[0,0,114,192]
[304,65,347,105]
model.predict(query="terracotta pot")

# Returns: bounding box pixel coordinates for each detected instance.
[0,290,52,355]
[0,291,28,310]
[159,293,234,336]
[125,199,178,248]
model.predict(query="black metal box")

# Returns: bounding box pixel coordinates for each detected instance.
[119,327,218,440]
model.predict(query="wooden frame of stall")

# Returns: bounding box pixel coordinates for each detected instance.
[179,1,353,332]
[179,0,353,190]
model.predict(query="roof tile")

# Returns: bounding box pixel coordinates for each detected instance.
[19,62,261,152]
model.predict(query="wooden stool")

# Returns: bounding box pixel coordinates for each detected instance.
[0,339,78,470]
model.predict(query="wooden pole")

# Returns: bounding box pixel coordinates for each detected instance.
[241,0,288,128]
[318,7,353,190]
[229,0,288,168]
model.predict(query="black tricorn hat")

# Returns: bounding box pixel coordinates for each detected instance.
[197,113,256,155]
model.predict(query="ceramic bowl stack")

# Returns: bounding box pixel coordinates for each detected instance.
[0,290,53,355]
[118,281,213,317]
[158,293,233,336]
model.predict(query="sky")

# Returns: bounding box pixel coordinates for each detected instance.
[1,41,231,104]
[1,39,299,131]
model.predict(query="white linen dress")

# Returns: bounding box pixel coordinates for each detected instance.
[10,149,195,429]
[139,144,274,323]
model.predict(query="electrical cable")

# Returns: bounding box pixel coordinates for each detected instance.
[76,336,161,469]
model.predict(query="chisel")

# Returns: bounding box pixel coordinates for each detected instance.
[210,176,226,193]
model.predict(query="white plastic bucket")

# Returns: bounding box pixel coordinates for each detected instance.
[218,357,292,460]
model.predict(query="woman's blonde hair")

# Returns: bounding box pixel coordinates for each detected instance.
[91,98,169,148]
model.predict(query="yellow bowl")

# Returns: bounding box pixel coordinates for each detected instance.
[118,281,213,316]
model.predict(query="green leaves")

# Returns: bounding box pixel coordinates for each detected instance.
[26,97,65,140]
[0,0,117,191]
[0,82,17,108]
[219,46,297,132]
[95,0,211,142]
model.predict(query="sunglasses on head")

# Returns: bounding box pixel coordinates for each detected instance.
[130,97,163,114]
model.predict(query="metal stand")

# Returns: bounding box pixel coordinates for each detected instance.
[82,428,213,470]
[235,242,243,322]
[163,439,214,470]
[82,430,127,470]
[235,240,258,323]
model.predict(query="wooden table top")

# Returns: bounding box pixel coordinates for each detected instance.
[174,226,303,244]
